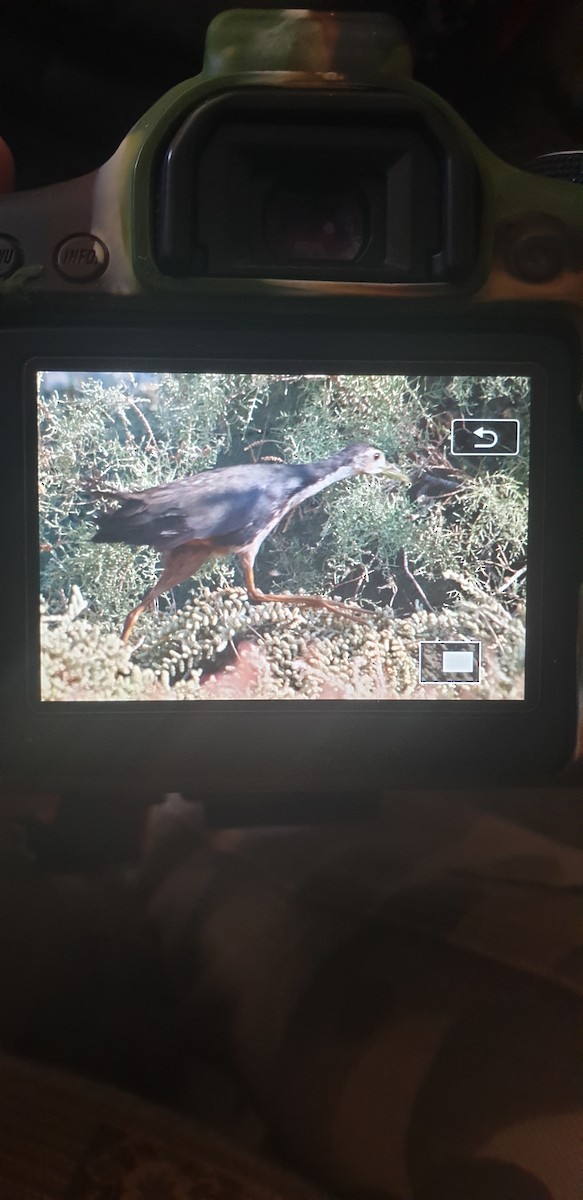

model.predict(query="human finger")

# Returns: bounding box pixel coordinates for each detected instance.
[0,138,15,194]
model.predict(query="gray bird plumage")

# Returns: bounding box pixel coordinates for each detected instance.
[92,443,408,641]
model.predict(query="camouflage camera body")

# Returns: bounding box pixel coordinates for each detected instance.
[0,9,581,321]
[0,10,581,800]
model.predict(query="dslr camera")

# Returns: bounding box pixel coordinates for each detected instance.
[0,10,581,809]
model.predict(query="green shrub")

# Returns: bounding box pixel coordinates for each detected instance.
[38,370,530,627]
[40,586,526,702]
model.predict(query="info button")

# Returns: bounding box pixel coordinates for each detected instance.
[54,234,109,282]
[0,234,22,279]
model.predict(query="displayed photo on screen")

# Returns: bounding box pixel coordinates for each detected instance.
[37,370,530,702]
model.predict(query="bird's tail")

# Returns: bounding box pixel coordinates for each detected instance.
[92,497,153,545]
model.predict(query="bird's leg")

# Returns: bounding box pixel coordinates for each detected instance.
[239,555,370,626]
[121,596,153,644]
[121,543,213,643]
[121,575,178,643]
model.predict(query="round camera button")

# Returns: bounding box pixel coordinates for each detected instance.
[0,234,23,279]
[54,234,109,282]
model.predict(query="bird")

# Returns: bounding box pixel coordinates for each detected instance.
[407,465,464,504]
[92,443,409,642]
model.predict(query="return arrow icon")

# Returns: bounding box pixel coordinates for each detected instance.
[450,419,520,456]
[474,426,499,447]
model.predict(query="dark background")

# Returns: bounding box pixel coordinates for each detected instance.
[0,0,582,190]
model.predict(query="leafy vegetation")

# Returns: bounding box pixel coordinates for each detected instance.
[38,370,530,635]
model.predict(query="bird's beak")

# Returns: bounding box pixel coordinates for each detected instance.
[382,464,409,484]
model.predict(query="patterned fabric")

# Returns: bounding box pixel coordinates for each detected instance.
[68,1126,295,1200]
[140,791,583,1200]
[0,1052,329,1200]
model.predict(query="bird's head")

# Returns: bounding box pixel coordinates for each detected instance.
[345,443,409,483]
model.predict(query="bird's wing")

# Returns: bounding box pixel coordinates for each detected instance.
[93,464,309,550]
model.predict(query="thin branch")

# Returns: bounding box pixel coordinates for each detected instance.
[126,399,158,452]
[401,549,435,612]
[497,565,527,594]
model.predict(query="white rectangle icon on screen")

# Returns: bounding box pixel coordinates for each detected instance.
[442,650,474,673]
[419,640,481,684]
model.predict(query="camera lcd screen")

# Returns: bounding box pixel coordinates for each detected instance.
[37,370,531,704]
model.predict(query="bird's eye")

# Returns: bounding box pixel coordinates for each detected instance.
[373,452,381,461]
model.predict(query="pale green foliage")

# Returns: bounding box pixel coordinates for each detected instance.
[40,586,526,702]
[38,370,530,625]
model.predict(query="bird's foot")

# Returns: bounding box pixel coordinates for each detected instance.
[248,589,372,625]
